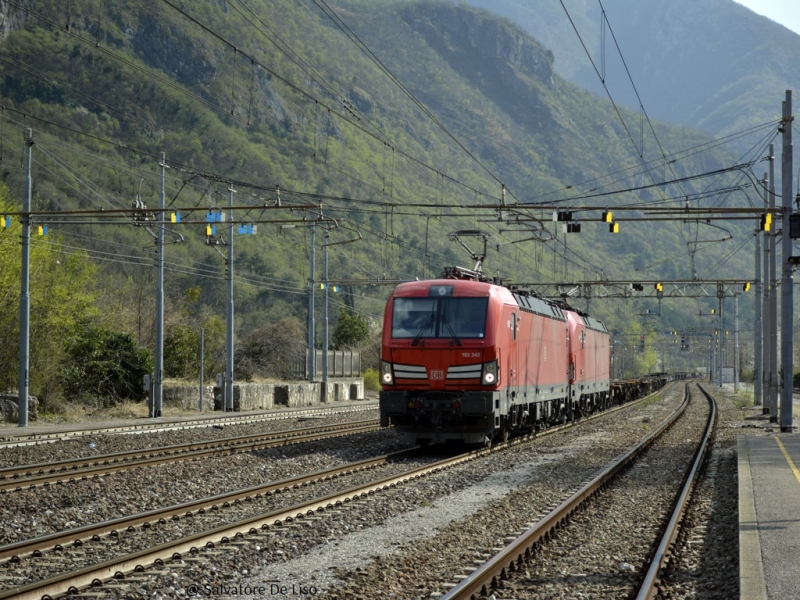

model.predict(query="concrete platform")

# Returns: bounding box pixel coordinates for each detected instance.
[739,434,800,600]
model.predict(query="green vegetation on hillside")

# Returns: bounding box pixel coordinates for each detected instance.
[0,0,752,403]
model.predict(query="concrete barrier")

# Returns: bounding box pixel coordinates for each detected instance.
[208,377,365,412]
[163,385,215,412]
[275,383,317,407]
[0,378,366,421]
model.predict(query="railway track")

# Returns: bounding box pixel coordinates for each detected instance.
[437,382,715,600]
[636,384,717,599]
[0,419,380,493]
[0,448,480,598]
[0,447,428,589]
[0,385,677,599]
[0,402,378,448]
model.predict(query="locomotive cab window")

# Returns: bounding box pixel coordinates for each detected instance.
[392,297,489,339]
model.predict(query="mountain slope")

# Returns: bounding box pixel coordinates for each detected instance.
[467,0,800,139]
[0,0,751,388]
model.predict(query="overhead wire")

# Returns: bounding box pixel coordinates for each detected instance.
[1,2,776,290]
[310,0,510,196]
[560,0,750,278]
[2,0,501,216]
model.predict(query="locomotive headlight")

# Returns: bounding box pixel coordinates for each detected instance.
[481,360,498,385]
[381,360,394,385]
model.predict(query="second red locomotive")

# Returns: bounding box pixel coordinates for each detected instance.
[378,267,611,445]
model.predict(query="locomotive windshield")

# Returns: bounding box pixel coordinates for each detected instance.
[391,297,488,340]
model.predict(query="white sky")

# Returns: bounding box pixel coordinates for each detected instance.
[733,0,800,35]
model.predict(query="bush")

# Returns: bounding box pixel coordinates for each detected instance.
[59,322,153,406]
[164,324,199,379]
[363,368,381,392]
[237,317,306,380]
[332,308,370,350]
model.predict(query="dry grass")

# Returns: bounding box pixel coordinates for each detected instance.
[37,400,205,424]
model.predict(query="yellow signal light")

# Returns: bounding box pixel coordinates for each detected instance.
[761,213,772,231]
[655,282,663,292]
[609,222,619,233]
[602,211,613,223]
[743,282,751,292]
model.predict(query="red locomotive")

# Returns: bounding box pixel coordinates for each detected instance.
[378,267,611,445]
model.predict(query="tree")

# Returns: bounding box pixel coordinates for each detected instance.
[0,192,98,399]
[163,313,225,381]
[59,322,153,406]
[332,308,370,350]
[237,317,306,380]
[164,324,199,379]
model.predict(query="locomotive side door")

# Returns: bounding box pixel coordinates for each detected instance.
[509,309,520,408]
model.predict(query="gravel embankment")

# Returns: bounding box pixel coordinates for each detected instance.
[170,384,690,599]
[655,385,752,599]
[2,383,765,600]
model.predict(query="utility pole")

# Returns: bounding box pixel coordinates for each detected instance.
[199,328,205,412]
[780,90,794,432]
[769,144,779,422]
[711,337,716,384]
[718,294,724,386]
[763,166,771,414]
[734,294,739,392]
[153,153,166,418]
[308,224,316,382]
[17,129,33,427]
[754,219,763,406]
[226,184,235,411]
[322,226,329,385]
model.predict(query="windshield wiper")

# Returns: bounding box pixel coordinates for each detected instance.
[440,313,462,346]
[411,312,435,346]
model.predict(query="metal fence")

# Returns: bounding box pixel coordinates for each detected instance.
[293,350,361,379]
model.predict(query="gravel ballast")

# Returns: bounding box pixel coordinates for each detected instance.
[0,383,768,599]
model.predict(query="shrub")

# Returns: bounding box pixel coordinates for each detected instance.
[363,368,381,392]
[59,322,153,406]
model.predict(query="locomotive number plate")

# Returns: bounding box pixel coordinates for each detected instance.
[430,370,444,380]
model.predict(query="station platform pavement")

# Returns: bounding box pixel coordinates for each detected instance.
[739,432,800,600]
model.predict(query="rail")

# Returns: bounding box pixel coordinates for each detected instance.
[635,383,717,599]
[439,383,692,600]
[0,419,379,492]
[0,402,377,447]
